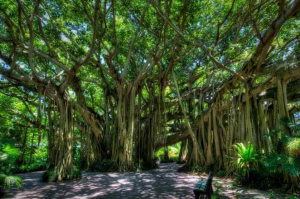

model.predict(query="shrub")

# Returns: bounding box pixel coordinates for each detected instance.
[233,148,284,190]
[234,165,282,190]
[0,141,23,192]
[42,169,58,182]
[263,120,300,191]
[15,162,46,173]
[67,167,81,180]
[0,174,23,189]
[0,142,20,174]
[234,144,300,190]
[233,141,259,183]
[216,170,226,178]
[232,142,269,188]
[233,142,258,171]
[287,138,300,157]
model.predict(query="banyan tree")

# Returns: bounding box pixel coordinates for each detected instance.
[0,0,300,190]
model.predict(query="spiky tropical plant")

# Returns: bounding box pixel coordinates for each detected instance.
[233,142,258,173]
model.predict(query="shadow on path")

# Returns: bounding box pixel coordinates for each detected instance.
[3,163,198,199]
[2,163,290,199]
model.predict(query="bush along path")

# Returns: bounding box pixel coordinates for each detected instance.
[2,163,298,199]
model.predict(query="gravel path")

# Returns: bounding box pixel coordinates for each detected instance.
[2,163,295,199]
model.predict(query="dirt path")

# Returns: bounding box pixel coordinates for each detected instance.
[2,163,294,199]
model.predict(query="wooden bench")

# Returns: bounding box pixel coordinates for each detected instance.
[193,172,214,199]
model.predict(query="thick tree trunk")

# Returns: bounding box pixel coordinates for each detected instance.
[112,86,136,170]
[80,126,102,170]
[178,140,188,163]
[206,109,214,166]
[277,78,291,134]
[47,97,74,181]
[135,85,158,169]
[258,100,272,152]
[56,98,74,181]
[245,84,254,143]
[212,106,223,169]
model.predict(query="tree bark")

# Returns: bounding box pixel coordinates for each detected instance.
[112,86,136,170]
[47,97,74,181]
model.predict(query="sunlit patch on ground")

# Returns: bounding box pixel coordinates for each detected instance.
[2,163,296,199]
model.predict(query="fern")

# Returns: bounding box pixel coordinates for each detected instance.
[233,142,258,170]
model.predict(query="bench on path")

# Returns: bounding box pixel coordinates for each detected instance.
[193,172,214,199]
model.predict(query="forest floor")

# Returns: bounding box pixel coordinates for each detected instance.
[2,163,298,199]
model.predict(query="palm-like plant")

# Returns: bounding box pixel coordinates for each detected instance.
[233,142,258,171]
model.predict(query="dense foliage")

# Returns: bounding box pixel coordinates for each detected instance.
[233,121,300,190]
[0,0,300,194]
[0,141,23,194]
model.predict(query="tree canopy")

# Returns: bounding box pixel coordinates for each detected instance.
[0,0,300,190]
